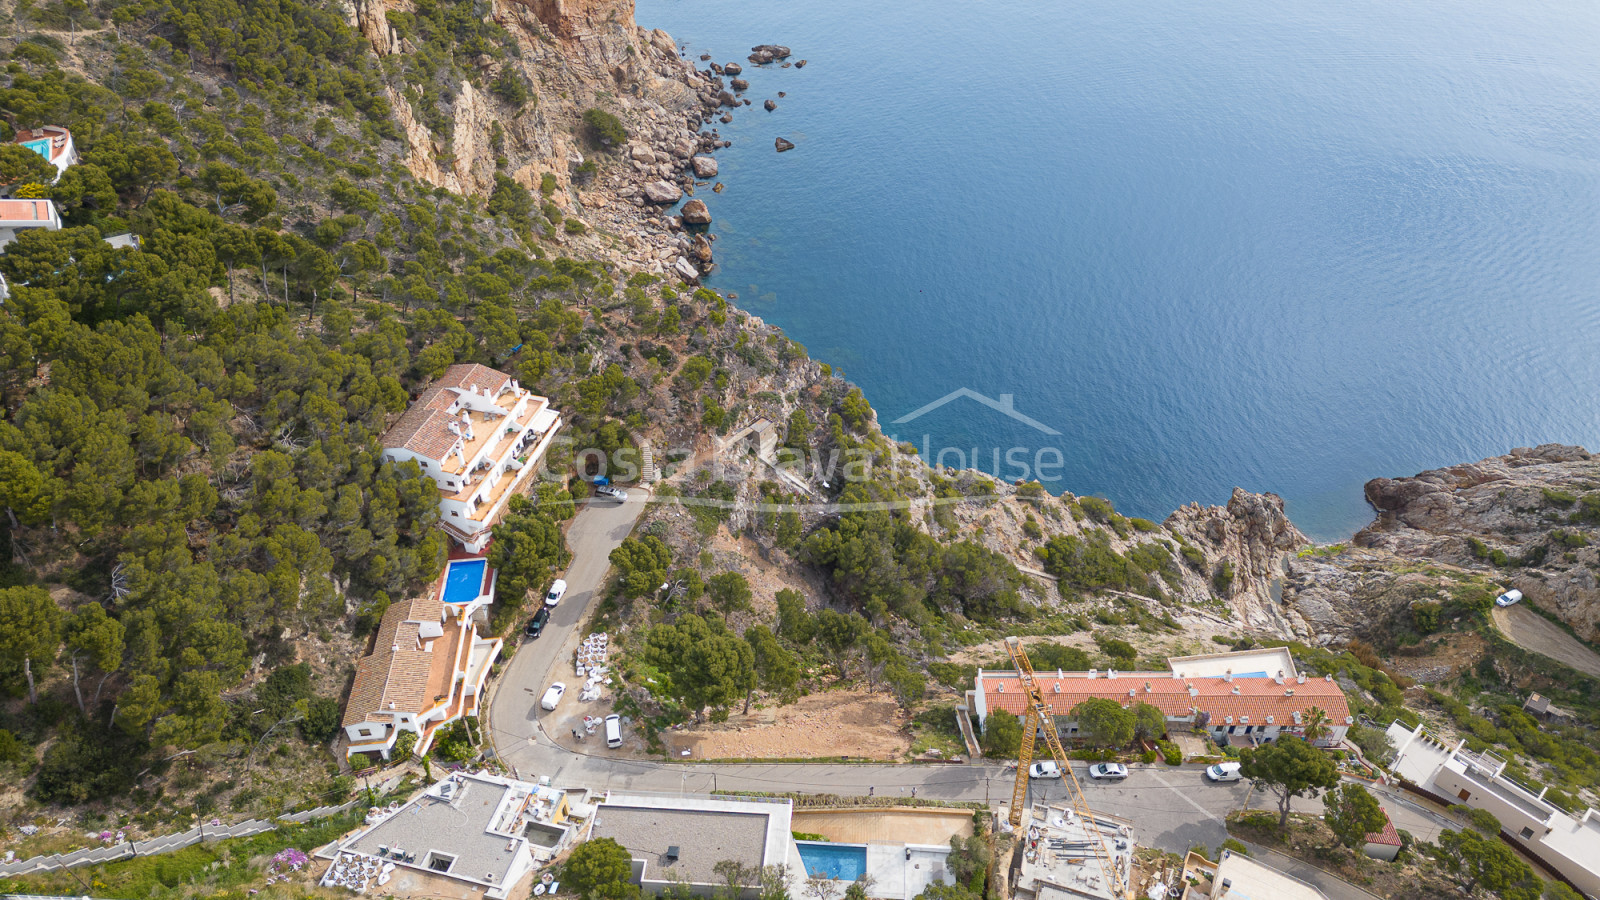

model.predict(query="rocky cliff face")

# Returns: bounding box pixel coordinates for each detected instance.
[1347,444,1600,641]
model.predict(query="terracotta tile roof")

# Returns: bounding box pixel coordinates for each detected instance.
[0,199,57,223]
[342,593,448,727]
[381,364,518,461]
[435,363,510,394]
[1365,810,1402,847]
[981,672,1350,725]
[12,126,72,164]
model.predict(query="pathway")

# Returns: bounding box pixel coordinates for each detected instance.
[1491,604,1600,678]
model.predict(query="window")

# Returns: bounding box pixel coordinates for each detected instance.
[1458,789,1471,801]
[425,852,456,873]
[1520,827,1534,839]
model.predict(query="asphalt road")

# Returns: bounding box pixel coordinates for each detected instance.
[488,487,652,769]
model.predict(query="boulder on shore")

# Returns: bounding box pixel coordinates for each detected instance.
[731,78,749,92]
[749,50,773,64]
[691,156,720,178]
[643,180,683,204]
[795,59,807,68]
[692,234,713,266]
[681,198,712,225]
[723,62,743,75]
[673,257,700,283]
[752,44,792,58]
[719,113,733,124]
[774,137,795,152]
[718,91,737,107]
[764,99,777,111]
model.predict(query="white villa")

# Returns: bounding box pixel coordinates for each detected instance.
[381,363,562,554]
[12,126,78,182]
[0,197,61,250]
[341,589,501,761]
[1388,721,1600,897]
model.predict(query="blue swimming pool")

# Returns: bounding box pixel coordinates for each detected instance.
[796,842,867,882]
[442,559,487,605]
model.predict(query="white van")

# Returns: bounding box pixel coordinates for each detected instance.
[1205,762,1243,783]
[604,714,622,748]
[1028,761,1060,779]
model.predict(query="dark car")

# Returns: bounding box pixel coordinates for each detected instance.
[524,606,550,639]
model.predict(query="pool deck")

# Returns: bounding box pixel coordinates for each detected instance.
[797,838,954,900]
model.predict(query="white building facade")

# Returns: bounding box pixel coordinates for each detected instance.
[381,363,562,554]
[1388,721,1600,897]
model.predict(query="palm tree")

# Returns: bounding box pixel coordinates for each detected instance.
[1303,705,1331,744]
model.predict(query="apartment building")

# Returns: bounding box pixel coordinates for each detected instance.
[381,363,562,553]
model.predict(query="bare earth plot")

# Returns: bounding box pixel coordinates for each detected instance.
[1492,604,1600,679]
[662,690,911,760]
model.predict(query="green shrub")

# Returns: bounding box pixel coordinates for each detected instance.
[1542,488,1578,508]
[1157,740,1182,765]
[1212,560,1235,595]
[1219,838,1249,857]
[563,218,586,234]
[582,108,628,147]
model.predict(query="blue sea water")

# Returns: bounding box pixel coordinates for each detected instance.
[635,0,1600,540]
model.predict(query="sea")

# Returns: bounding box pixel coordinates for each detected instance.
[634,0,1600,540]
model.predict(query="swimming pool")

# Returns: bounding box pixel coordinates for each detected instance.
[442,559,487,605]
[796,842,867,882]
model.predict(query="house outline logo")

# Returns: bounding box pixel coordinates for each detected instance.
[891,389,1061,436]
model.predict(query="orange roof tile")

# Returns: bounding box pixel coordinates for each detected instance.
[381,364,519,462]
[1365,811,1402,846]
[341,592,449,727]
[981,672,1350,726]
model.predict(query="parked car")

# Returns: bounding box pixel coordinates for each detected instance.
[1087,763,1128,781]
[545,579,567,607]
[1205,762,1243,783]
[596,484,628,501]
[524,606,550,639]
[539,682,566,711]
[1029,761,1061,779]
[605,713,623,748]
[1495,589,1523,607]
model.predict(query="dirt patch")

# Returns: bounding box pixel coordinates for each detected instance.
[661,690,911,760]
[1493,604,1600,678]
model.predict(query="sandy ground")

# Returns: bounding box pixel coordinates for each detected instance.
[1492,604,1600,678]
[791,808,975,844]
[661,690,912,760]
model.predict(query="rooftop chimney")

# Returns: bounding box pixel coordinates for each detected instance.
[1297,674,1306,685]
[1188,685,1198,698]
[1223,672,1233,682]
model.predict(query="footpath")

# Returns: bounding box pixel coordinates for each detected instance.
[0,799,360,879]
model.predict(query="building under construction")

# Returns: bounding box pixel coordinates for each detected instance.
[1011,802,1135,900]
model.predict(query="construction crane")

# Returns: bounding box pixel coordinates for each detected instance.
[1004,637,1131,899]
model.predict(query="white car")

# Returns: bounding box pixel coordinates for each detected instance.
[1087,763,1128,780]
[1495,589,1523,608]
[539,682,566,710]
[1028,761,1060,779]
[596,485,628,501]
[1205,762,1243,783]
[545,579,567,607]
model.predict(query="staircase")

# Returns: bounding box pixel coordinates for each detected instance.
[639,440,656,484]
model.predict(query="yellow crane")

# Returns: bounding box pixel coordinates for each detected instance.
[1004,637,1131,899]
